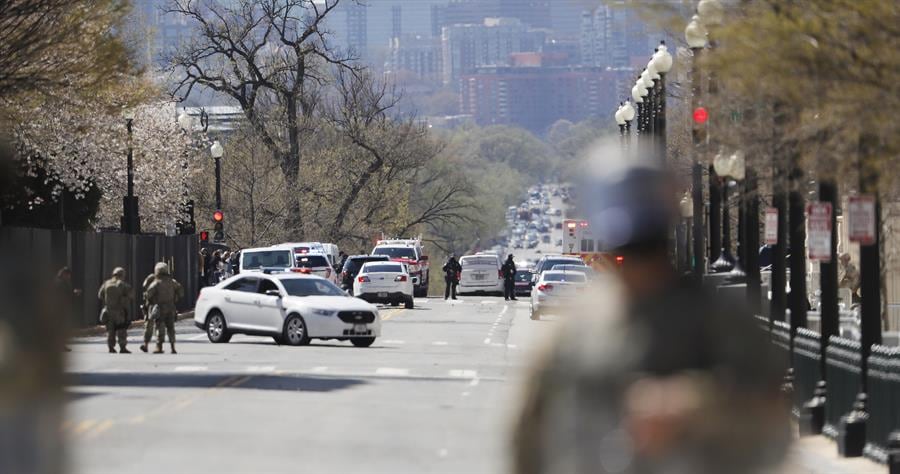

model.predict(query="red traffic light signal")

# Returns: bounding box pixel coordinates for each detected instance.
[213,210,224,222]
[200,231,209,242]
[693,107,709,124]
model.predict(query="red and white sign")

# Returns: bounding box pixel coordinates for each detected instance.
[806,202,832,262]
[764,207,779,245]
[848,195,876,245]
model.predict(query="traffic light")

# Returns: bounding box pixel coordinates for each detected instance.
[213,210,224,242]
[200,231,209,242]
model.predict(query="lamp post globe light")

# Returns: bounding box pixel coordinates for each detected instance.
[685,15,709,49]
[210,140,224,211]
[697,0,725,26]
[710,150,742,273]
[120,107,140,234]
[615,105,627,141]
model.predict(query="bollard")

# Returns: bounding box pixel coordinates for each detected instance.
[799,381,827,436]
[888,431,900,474]
[837,393,868,457]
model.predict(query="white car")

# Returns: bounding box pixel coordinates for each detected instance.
[194,272,381,347]
[293,253,338,284]
[458,254,503,295]
[371,239,430,297]
[354,262,415,309]
[530,270,588,320]
[239,247,294,273]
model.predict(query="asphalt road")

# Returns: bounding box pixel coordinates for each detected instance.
[64,295,557,474]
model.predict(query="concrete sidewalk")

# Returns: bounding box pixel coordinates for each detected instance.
[778,434,885,473]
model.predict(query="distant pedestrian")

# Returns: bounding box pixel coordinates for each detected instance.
[502,254,517,301]
[139,270,157,353]
[210,250,223,284]
[98,267,133,354]
[199,248,209,287]
[54,267,81,352]
[145,262,184,354]
[229,250,241,275]
[337,251,348,273]
[442,254,461,300]
[838,253,860,303]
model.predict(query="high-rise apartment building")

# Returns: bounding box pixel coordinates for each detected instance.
[345,1,368,57]
[580,3,657,69]
[441,18,546,85]
[386,35,443,84]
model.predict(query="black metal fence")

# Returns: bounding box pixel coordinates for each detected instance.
[792,328,821,413]
[0,226,199,328]
[772,320,791,367]
[865,344,900,462]
[823,336,863,438]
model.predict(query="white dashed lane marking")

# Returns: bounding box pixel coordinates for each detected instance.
[448,369,478,378]
[432,341,448,346]
[382,340,406,345]
[375,367,410,376]
[174,366,208,372]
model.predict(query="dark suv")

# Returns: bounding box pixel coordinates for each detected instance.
[341,255,390,294]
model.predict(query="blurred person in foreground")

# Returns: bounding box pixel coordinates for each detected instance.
[512,147,790,474]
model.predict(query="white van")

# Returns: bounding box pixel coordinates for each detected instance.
[276,242,340,269]
[239,247,294,273]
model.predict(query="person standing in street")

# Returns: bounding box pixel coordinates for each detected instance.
[98,267,133,354]
[199,248,209,287]
[513,162,789,474]
[502,254,518,301]
[442,254,461,300]
[54,267,81,352]
[139,270,157,353]
[145,262,184,354]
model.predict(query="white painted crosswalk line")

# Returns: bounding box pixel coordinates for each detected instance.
[448,369,478,378]
[383,339,406,345]
[174,366,208,372]
[188,333,207,341]
[310,366,329,373]
[375,368,409,376]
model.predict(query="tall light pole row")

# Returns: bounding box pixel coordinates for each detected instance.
[615,40,673,160]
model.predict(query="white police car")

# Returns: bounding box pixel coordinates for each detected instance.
[194,271,381,347]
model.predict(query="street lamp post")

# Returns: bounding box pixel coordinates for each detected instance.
[120,108,141,234]
[711,151,737,272]
[622,100,635,143]
[210,140,224,211]
[615,104,627,145]
[686,14,709,282]
[651,41,673,162]
[177,110,196,235]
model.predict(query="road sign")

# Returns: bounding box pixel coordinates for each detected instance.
[764,207,778,245]
[806,202,832,262]
[848,195,876,245]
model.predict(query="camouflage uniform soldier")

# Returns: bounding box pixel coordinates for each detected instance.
[146,262,184,354]
[139,271,157,353]
[97,267,133,354]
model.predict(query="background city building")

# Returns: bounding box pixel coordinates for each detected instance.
[441,18,546,86]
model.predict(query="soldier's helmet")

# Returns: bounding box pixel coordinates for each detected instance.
[112,267,126,277]
[154,262,170,277]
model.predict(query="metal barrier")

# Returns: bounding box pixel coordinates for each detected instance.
[823,336,863,438]
[792,328,822,413]
[864,344,900,462]
[0,226,199,327]
[772,320,791,367]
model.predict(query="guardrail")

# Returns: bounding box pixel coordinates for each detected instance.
[823,336,863,438]
[792,328,821,414]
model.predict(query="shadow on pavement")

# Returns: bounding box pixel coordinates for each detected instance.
[66,373,368,393]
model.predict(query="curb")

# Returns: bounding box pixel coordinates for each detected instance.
[72,311,195,337]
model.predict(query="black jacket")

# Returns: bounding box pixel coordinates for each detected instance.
[501,259,517,280]
[442,258,461,279]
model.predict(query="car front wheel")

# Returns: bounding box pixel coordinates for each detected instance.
[206,310,232,343]
[283,314,310,346]
[351,337,375,348]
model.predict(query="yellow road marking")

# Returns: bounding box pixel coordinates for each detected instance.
[85,420,114,439]
[72,419,97,435]
[381,309,406,321]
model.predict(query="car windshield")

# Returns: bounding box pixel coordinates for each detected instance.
[295,255,329,268]
[344,257,388,273]
[373,247,417,259]
[279,278,345,297]
[543,259,582,271]
[363,264,403,273]
[542,273,586,283]
[242,250,292,270]
[461,256,497,266]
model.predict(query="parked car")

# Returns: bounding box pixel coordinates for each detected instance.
[371,238,430,297]
[514,270,534,296]
[354,261,415,309]
[530,270,588,320]
[340,255,390,294]
[458,254,503,295]
[194,272,381,347]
